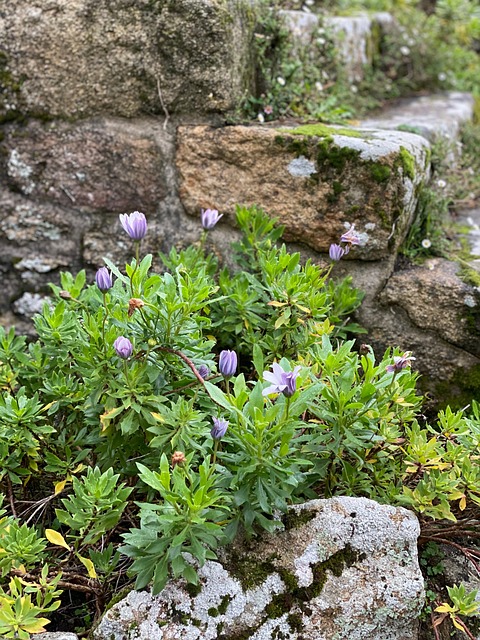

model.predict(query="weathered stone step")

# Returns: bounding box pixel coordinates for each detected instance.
[360,92,475,145]
[0,0,257,121]
[280,10,394,83]
[176,123,430,260]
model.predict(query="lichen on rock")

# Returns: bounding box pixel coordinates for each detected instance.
[93,497,424,640]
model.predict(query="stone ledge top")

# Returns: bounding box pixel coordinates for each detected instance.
[360,91,475,143]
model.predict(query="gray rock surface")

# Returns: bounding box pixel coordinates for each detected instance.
[380,258,480,356]
[0,0,257,120]
[176,123,430,260]
[361,92,475,144]
[325,14,376,83]
[94,497,424,640]
[1,118,170,212]
[350,256,480,401]
[35,633,79,640]
[280,10,395,83]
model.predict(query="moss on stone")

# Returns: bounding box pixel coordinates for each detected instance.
[327,180,344,203]
[397,147,416,180]
[208,595,231,618]
[317,141,361,172]
[228,551,277,591]
[282,508,316,531]
[424,146,432,169]
[281,123,364,139]
[286,613,304,633]
[274,132,362,176]
[370,162,392,183]
[276,135,313,159]
[104,585,135,612]
[433,363,480,411]
[185,582,202,597]
[265,545,365,620]
[218,594,232,614]
[459,264,480,288]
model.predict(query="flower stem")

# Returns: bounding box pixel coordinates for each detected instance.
[123,360,132,390]
[129,241,141,297]
[101,292,109,356]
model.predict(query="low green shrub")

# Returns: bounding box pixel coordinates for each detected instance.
[0,206,478,634]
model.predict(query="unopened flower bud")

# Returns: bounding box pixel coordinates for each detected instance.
[219,350,237,377]
[211,418,228,440]
[197,364,210,379]
[329,243,345,261]
[114,336,133,359]
[95,267,113,293]
[171,451,186,467]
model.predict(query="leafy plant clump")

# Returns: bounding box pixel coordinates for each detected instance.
[242,0,480,124]
[0,205,479,635]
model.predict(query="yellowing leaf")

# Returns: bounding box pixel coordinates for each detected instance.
[78,555,97,579]
[294,304,311,313]
[274,315,289,329]
[45,529,70,551]
[54,479,67,495]
[100,406,124,432]
[22,618,50,633]
[268,300,287,308]
[435,604,455,614]
[452,617,465,631]
[459,495,467,511]
[150,412,164,423]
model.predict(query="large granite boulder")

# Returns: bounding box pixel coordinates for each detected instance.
[176,123,430,260]
[0,0,258,120]
[94,497,424,640]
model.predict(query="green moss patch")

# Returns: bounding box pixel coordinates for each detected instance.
[281,123,364,139]
[370,163,392,183]
[398,147,416,180]
[228,551,277,591]
[282,508,316,530]
[317,141,361,172]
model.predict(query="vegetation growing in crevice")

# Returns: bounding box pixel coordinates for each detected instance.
[240,0,480,125]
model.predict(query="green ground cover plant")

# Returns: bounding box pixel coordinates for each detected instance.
[0,207,479,636]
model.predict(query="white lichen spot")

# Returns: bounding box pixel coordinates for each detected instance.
[287,156,317,178]
[464,294,476,308]
[294,541,321,586]
[7,150,35,195]
[15,258,54,273]
[12,293,47,317]
[249,613,292,640]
